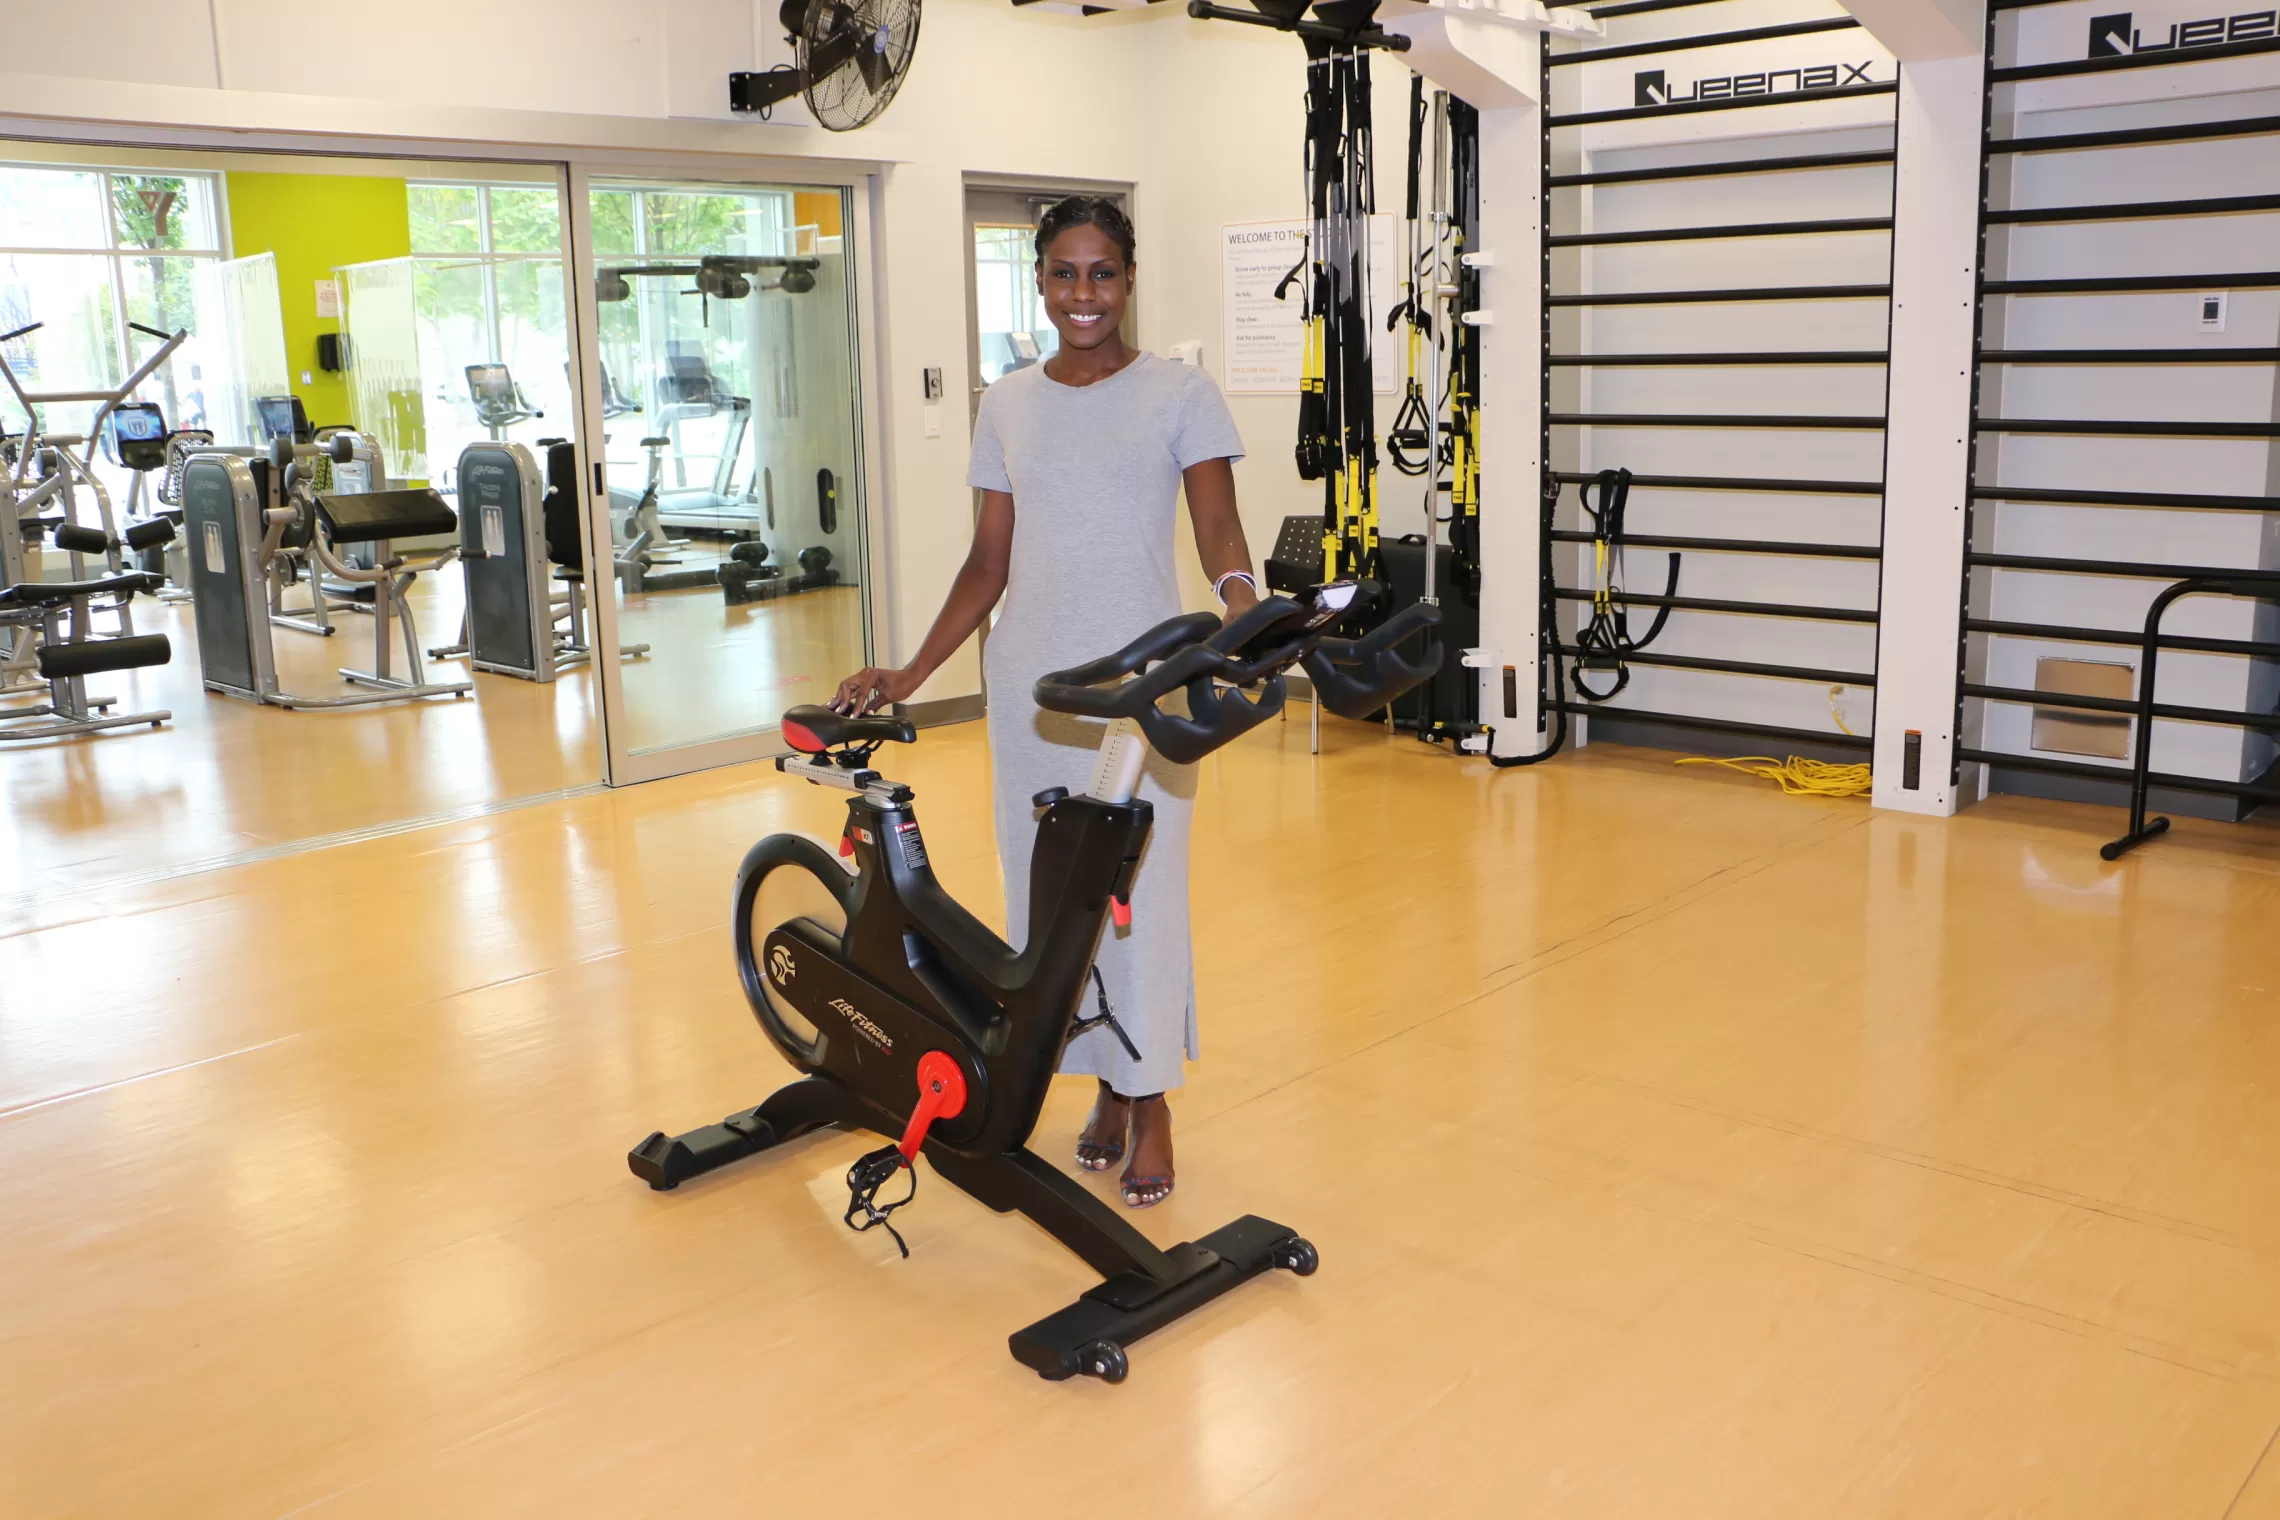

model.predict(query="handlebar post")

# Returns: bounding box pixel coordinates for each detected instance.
[1083,717,1149,805]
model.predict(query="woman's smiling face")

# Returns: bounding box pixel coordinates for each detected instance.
[1037,221,1133,353]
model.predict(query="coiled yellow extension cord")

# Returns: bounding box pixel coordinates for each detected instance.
[1675,755,1874,797]
[1673,687,1872,797]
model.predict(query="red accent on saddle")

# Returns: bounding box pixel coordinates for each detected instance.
[896,1051,969,1163]
[1111,894,1132,929]
[784,719,826,754]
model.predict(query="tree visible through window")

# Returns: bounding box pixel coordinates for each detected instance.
[0,163,220,436]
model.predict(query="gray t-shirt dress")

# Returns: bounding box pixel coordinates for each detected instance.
[966,352,1246,1094]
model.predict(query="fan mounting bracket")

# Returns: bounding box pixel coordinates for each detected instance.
[729,69,810,113]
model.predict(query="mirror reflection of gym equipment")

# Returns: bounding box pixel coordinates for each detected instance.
[0,319,184,741]
[1,154,611,890]
[587,179,869,756]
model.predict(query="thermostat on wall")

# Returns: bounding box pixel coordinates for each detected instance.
[1168,340,1203,367]
[2199,292,2227,331]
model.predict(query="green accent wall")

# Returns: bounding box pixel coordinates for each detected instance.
[225,172,411,430]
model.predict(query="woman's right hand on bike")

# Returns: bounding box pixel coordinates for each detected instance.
[832,665,922,716]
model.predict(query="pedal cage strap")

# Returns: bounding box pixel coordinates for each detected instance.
[843,1143,917,1258]
[1065,964,1144,1065]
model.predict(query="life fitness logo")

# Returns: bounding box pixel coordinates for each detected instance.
[769,944,796,984]
[2087,8,2277,56]
[1634,58,1879,108]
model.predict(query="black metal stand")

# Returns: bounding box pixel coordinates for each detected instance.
[628,1081,1316,1383]
[2101,573,2280,861]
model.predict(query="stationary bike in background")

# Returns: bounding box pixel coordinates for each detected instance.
[630,583,1442,1383]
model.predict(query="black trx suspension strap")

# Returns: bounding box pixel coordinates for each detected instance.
[1444,98,1482,592]
[1570,467,1681,703]
[1286,38,1382,582]
[1387,73,1433,480]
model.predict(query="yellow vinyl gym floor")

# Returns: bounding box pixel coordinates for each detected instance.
[4,714,2279,1516]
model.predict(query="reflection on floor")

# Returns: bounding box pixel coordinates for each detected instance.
[6,716,2280,1516]
[2,573,866,892]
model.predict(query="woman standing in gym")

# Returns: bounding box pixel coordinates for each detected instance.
[832,196,1257,1208]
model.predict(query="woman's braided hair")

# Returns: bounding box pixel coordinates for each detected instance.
[1034,195,1135,265]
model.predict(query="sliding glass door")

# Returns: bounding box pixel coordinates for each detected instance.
[566,167,878,785]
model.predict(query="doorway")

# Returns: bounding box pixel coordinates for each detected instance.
[958,183,1130,698]
[962,184,1133,425]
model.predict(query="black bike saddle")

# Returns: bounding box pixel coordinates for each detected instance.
[783,703,917,752]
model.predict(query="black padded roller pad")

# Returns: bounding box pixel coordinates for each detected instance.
[50,523,110,554]
[123,518,176,550]
[36,632,171,678]
[317,487,457,544]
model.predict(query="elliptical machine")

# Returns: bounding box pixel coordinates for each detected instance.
[630,583,1441,1382]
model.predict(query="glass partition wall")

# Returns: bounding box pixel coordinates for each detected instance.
[1,145,874,894]
[0,147,605,894]
[574,175,871,775]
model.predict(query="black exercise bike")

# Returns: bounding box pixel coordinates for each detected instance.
[629,582,1440,1382]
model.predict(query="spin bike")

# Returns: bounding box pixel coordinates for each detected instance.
[629,582,1441,1382]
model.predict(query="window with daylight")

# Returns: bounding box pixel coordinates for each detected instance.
[0,164,223,436]
[337,182,569,482]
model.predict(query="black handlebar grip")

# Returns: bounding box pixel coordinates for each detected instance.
[1035,611,1222,699]
[1302,602,1445,720]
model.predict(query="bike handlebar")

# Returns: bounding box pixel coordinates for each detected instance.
[1301,602,1445,720]
[1033,584,1443,765]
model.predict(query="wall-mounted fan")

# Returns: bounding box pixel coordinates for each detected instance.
[729,0,922,131]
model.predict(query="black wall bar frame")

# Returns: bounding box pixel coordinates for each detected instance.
[1544,0,1898,755]
[1952,0,2280,830]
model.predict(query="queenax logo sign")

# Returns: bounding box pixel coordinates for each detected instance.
[1633,60,1878,109]
[2087,8,2276,56]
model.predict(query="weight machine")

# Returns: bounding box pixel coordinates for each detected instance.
[452,438,649,681]
[180,438,471,710]
[0,318,184,738]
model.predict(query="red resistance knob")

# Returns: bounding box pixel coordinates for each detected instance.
[895,1050,969,1164]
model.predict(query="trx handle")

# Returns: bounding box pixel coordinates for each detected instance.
[1301,602,1445,720]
